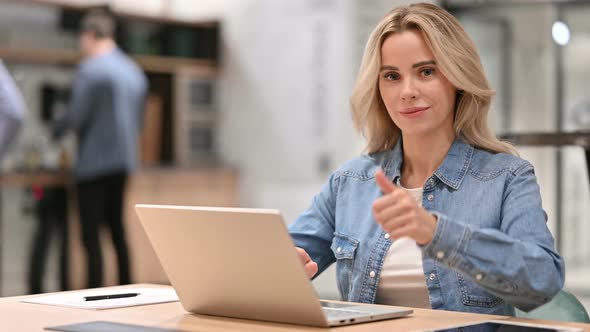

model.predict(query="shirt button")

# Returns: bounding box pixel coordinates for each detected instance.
[429,273,436,281]
[369,271,376,278]
[476,273,483,281]
[427,194,434,201]
[384,233,390,239]
[436,251,445,259]
[336,247,342,253]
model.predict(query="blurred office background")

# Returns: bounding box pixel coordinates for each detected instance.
[0,0,588,312]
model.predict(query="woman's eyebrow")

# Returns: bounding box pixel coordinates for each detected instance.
[412,60,436,68]
[380,60,436,72]
[380,65,399,71]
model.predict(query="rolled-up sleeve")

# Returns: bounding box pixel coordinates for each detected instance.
[422,163,565,311]
[288,172,340,277]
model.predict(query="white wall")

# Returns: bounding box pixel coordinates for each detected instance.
[214,0,357,299]
[216,0,358,211]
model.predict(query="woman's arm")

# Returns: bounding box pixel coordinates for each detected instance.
[288,172,340,278]
[422,162,565,311]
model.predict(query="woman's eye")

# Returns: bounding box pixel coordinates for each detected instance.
[384,72,400,81]
[421,68,435,77]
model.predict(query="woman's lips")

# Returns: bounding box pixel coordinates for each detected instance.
[399,106,430,118]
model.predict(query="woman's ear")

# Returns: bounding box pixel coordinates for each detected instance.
[454,90,464,114]
[455,89,465,103]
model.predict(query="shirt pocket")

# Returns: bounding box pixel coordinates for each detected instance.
[456,272,503,308]
[330,233,359,300]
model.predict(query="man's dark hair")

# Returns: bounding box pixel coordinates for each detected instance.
[80,8,115,39]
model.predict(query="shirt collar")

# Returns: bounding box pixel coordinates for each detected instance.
[382,137,474,190]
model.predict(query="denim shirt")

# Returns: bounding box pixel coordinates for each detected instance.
[288,138,565,315]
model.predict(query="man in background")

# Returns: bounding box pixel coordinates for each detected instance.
[54,9,147,288]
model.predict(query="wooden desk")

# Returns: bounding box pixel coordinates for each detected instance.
[2,284,590,331]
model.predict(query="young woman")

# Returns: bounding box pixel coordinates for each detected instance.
[289,3,564,316]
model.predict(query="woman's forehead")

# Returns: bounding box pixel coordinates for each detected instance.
[381,31,435,65]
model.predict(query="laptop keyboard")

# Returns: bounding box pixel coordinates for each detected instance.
[322,307,368,318]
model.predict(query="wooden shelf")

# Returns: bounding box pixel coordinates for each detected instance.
[0,46,78,66]
[0,46,217,75]
[500,131,590,148]
[133,54,217,75]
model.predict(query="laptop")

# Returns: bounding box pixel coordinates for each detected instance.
[135,204,413,327]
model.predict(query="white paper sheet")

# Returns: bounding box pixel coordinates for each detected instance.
[21,287,179,310]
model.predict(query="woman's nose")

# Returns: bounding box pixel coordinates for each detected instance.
[400,79,418,101]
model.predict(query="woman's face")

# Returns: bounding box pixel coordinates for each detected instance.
[378,30,457,137]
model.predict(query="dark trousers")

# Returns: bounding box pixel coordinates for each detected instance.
[28,187,69,294]
[76,172,130,288]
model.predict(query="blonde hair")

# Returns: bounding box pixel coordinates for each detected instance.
[350,3,516,155]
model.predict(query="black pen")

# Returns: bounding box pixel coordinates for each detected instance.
[83,292,140,301]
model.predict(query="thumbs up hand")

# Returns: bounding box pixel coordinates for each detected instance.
[372,169,438,245]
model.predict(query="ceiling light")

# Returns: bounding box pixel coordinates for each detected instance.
[552,21,570,46]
